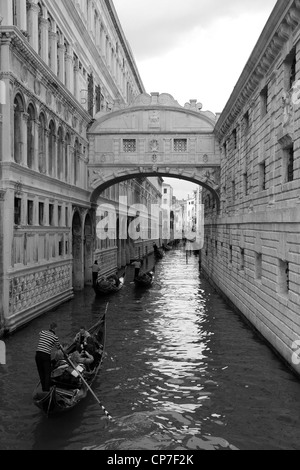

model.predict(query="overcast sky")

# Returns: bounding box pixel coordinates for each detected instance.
[113,0,278,199]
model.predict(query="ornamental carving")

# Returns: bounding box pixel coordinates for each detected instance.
[149,139,159,152]
[149,111,160,127]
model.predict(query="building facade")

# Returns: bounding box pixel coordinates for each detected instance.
[202,0,300,375]
[0,0,161,335]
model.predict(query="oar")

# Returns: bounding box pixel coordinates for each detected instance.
[60,345,113,421]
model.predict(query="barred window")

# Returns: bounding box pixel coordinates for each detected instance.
[123,139,136,153]
[174,139,187,152]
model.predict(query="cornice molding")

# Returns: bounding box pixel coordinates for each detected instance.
[0,27,92,124]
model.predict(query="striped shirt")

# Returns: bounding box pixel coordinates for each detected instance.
[36,330,60,355]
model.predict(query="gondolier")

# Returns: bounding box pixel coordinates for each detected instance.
[33,306,109,417]
[35,322,60,392]
[91,260,101,285]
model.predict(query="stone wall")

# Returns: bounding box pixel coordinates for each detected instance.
[202,0,300,375]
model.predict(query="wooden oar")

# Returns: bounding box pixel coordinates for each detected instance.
[60,345,113,421]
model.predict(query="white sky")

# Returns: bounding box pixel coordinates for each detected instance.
[113,0,278,199]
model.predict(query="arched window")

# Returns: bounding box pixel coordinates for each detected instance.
[38,113,46,173]
[14,94,24,164]
[74,138,80,185]
[48,18,52,66]
[38,3,43,57]
[27,104,35,169]
[64,133,70,182]
[48,120,55,177]
[57,127,63,179]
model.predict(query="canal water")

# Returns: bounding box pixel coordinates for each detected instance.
[1,249,300,450]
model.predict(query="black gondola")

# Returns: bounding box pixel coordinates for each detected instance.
[134,270,155,288]
[33,309,107,416]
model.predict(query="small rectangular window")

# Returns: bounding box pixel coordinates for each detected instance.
[27,200,34,225]
[39,202,44,226]
[58,237,63,256]
[49,204,54,226]
[287,146,294,182]
[174,139,187,152]
[232,129,237,150]
[14,197,22,225]
[244,111,250,135]
[65,207,68,227]
[123,139,136,153]
[244,172,248,196]
[58,206,62,226]
[255,253,262,280]
[260,85,268,117]
[240,248,245,271]
[278,259,289,294]
[259,161,266,191]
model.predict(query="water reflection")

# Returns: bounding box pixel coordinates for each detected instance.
[1,249,300,450]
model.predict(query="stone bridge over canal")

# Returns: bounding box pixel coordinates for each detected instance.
[87,93,221,207]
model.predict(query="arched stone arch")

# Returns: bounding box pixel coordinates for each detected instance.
[90,171,220,212]
[88,92,221,212]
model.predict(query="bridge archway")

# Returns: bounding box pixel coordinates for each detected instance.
[88,92,221,209]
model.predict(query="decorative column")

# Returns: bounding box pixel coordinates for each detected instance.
[100,25,106,58]
[52,135,57,178]
[22,112,29,167]
[69,144,74,185]
[19,0,27,32]
[65,44,74,93]
[74,58,79,101]
[33,120,39,172]
[0,0,13,25]
[49,23,57,75]
[27,0,39,53]
[0,33,12,162]
[58,40,65,84]
[45,129,49,177]
[40,16,49,65]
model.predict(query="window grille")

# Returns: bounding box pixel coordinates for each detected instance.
[174,139,187,152]
[123,139,136,153]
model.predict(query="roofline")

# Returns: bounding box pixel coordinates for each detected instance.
[104,0,146,95]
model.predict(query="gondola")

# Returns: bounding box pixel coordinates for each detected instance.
[93,271,125,296]
[33,308,107,417]
[154,249,164,260]
[134,270,155,288]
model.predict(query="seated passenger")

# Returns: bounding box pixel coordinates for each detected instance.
[85,336,96,356]
[74,326,90,351]
[70,349,94,371]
